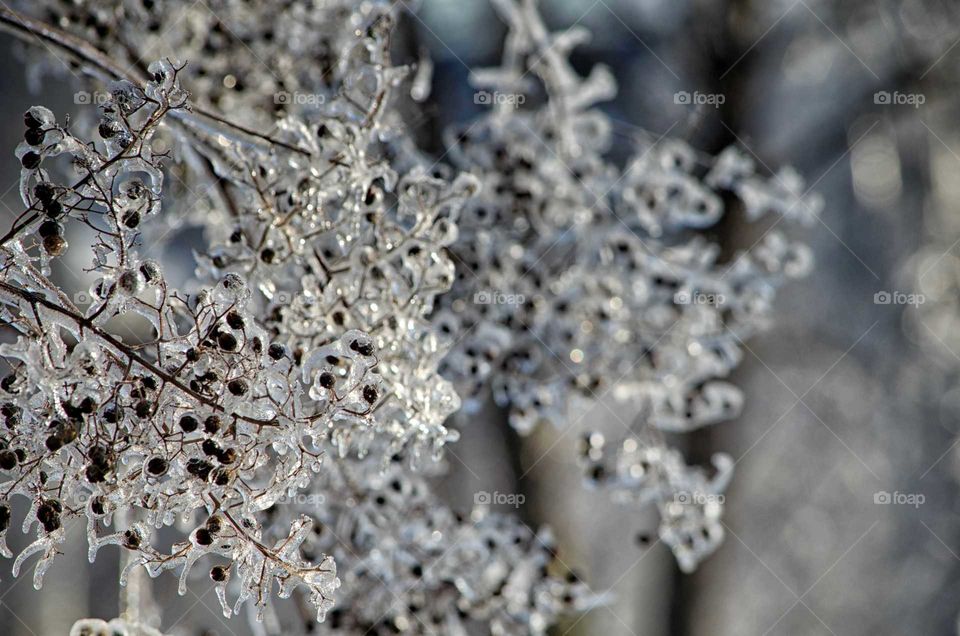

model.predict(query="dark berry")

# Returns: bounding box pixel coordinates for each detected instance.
[210,565,228,582]
[202,439,220,456]
[590,465,605,481]
[0,375,16,393]
[206,516,222,533]
[0,504,10,531]
[186,458,212,481]
[135,400,153,418]
[260,248,275,264]
[50,420,77,450]
[140,261,162,284]
[349,339,375,356]
[226,311,244,330]
[24,127,45,146]
[268,343,285,360]
[36,503,56,525]
[194,528,213,545]
[217,448,237,465]
[179,414,199,432]
[23,110,43,129]
[88,445,109,464]
[185,348,200,362]
[42,517,61,532]
[43,199,62,218]
[227,379,247,396]
[34,182,56,203]
[362,385,378,404]
[98,121,117,139]
[38,220,60,238]
[123,529,141,549]
[204,415,221,434]
[210,468,230,486]
[0,450,16,470]
[217,332,237,351]
[21,152,41,170]
[42,234,67,256]
[122,210,140,228]
[318,372,336,389]
[146,457,168,475]
[64,401,83,420]
[85,463,107,483]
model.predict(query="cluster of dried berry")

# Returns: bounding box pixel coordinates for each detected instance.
[0,0,818,633]
[435,0,817,570]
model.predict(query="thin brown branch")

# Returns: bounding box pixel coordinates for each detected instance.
[0,280,279,429]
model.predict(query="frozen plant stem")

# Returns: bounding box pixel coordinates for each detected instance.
[117,511,143,627]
